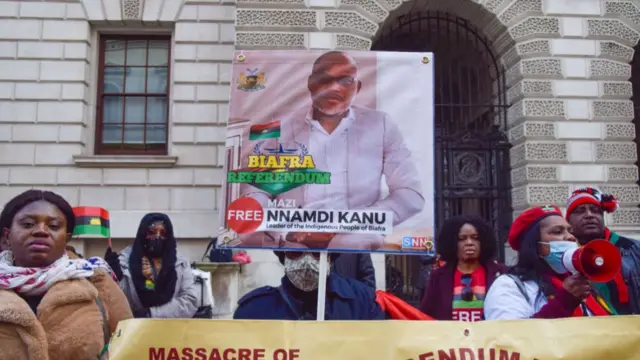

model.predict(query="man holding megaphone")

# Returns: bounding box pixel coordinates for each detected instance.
[566,187,640,315]
[484,205,619,320]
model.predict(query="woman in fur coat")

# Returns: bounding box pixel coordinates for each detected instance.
[0,189,133,360]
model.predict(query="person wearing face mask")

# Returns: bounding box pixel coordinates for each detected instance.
[565,187,640,315]
[109,213,199,318]
[233,251,385,320]
[484,205,617,320]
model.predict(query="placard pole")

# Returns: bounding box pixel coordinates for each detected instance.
[316,252,328,321]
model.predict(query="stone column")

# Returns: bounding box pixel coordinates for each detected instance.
[233,0,640,261]
[509,0,640,238]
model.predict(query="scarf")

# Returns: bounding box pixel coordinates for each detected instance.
[601,228,629,304]
[129,213,178,308]
[0,250,115,296]
[549,276,614,317]
[141,256,163,289]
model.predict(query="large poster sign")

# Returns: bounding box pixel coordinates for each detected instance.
[217,50,435,253]
[108,318,640,359]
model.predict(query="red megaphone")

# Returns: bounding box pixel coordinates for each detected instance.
[561,240,622,283]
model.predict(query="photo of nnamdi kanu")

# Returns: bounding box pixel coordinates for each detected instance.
[238,51,425,251]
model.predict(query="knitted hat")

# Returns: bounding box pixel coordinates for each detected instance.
[565,187,618,219]
[508,205,563,251]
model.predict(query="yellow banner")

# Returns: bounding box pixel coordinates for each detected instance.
[108,317,640,360]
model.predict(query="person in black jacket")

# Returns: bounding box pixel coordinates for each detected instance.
[234,251,384,320]
[332,253,376,289]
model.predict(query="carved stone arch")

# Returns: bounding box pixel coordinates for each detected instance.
[372,0,519,303]
[602,0,640,228]
[236,0,534,60]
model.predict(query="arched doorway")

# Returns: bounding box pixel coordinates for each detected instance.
[374,11,512,304]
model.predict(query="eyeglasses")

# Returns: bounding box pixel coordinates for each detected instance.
[284,252,321,260]
[460,274,474,302]
[310,74,357,87]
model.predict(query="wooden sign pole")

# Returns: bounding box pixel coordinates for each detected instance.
[316,252,328,321]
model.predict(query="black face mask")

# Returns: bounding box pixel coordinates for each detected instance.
[144,220,167,256]
[144,237,165,257]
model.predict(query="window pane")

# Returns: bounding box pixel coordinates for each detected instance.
[103,96,123,123]
[147,68,167,93]
[103,67,124,93]
[146,97,167,124]
[104,40,125,66]
[102,123,123,144]
[124,97,145,123]
[126,40,147,66]
[125,67,146,93]
[124,124,145,144]
[148,40,169,66]
[146,125,167,144]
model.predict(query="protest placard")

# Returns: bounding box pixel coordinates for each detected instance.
[108,317,640,360]
[217,50,434,254]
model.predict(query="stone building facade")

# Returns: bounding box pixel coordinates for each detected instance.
[1,0,640,313]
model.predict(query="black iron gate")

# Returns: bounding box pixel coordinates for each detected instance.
[373,11,512,304]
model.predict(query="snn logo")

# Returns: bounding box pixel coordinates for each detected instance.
[411,237,431,248]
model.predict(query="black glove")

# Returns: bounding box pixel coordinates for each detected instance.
[134,308,151,318]
[104,247,124,281]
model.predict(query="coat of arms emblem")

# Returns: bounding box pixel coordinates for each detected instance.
[237,68,265,91]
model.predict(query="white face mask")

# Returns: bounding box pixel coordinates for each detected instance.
[538,240,579,274]
[284,253,329,292]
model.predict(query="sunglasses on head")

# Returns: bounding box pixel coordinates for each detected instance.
[285,252,321,260]
[461,274,474,302]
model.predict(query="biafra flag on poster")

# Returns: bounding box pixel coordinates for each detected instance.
[73,207,110,238]
[249,120,280,140]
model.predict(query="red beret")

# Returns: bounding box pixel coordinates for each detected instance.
[508,205,563,251]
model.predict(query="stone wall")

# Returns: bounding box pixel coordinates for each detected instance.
[504,0,640,237]
[236,0,640,239]
[0,0,286,297]
[0,0,232,243]
[2,0,640,295]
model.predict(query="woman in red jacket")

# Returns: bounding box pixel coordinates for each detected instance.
[419,215,507,321]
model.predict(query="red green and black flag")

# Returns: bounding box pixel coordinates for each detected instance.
[249,120,280,140]
[73,207,110,238]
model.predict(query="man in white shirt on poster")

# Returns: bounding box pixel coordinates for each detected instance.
[239,51,424,250]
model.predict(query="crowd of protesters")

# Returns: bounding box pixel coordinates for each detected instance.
[0,186,639,358]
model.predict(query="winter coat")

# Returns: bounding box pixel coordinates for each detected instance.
[419,262,507,320]
[118,246,199,318]
[0,269,132,360]
[233,273,385,320]
[607,231,640,314]
[483,274,583,320]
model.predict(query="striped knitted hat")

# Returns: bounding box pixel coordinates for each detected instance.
[566,187,618,219]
